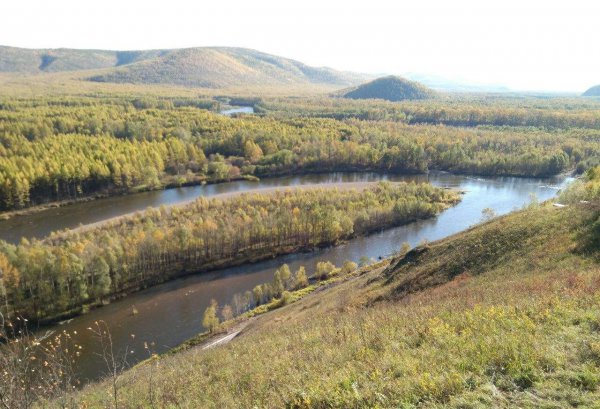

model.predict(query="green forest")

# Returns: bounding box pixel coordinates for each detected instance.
[1,95,599,211]
[0,37,600,407]
[3,5,600,406]
[0,182,458,324]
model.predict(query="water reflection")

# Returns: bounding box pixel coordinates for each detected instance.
[220,106,255,115]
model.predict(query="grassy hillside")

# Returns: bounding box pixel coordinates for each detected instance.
[54,174,600,408]
[0,45,163,73]
[0,45,370,88]
[583,85,600,97]
[341,75,436,101]
[88,47,369,88]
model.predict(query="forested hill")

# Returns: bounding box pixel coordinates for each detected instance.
[0,45,371,88]
[341,75,436,101]
[583,85,600,96]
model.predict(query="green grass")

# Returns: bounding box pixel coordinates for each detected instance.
[51,193,600,408]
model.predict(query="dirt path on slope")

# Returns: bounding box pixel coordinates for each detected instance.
[200,318,255,350]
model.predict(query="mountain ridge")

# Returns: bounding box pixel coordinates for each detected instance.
[0,45,372,88]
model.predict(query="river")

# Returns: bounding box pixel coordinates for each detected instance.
[0,173,428,244]
[15,172,571,383]
[220,106,255,115]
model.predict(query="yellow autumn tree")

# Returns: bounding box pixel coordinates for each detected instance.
[0,253,19,318]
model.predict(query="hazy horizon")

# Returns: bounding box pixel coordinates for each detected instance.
[3,0,599,93]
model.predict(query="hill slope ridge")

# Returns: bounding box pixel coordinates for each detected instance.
[0,45,371,88]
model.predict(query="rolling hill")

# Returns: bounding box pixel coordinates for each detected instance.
[583,85,600,96]
[0,45,371,88]
[0,45,166,73]
[341,75,436,101]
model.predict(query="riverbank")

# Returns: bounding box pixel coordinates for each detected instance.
[111,259,384,388]
[161,258,390,359]
[0,171,573,246]
[56,194,600,407]
[33,237,391,328]
[63,181,440,237]
[0,168,426,222]
[0,194,107,221]
[0,174,260,222]
[1,173,571,384]
[2,182,459,329]
[0,167,575,223]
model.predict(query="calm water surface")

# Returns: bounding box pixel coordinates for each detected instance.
[220,106,255,115]
[0,173,428,244]
[15,172,571,382]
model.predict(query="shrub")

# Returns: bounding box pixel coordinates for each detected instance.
[314,261,336,280]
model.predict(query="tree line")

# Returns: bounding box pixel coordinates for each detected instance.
[0,182,459,324]
[1,95,598,211]
[263,96,600,129]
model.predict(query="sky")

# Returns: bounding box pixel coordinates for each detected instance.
[1,0,599,92]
